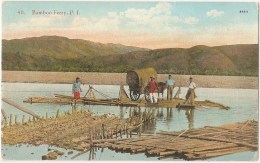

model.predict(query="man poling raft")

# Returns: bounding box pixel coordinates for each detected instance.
[184,77,197,105]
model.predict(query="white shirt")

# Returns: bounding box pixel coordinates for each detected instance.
[189,82,196,89]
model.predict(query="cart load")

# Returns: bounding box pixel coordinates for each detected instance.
[126,67,157,101]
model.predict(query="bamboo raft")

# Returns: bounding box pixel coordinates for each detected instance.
[23,96,139,106]
[2,107,155,153]
[92,120,258,160]
[23,85,141,107]
[23,85,230,109]
[23,94,230,110]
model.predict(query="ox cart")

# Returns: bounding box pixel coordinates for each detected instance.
[126,67,157,101]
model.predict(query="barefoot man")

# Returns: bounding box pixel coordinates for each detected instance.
[72,77,82,100]
[148,76,158,104]
[185,77,196,105]
[166,75,175,101]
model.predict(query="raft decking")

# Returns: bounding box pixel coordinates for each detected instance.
[93,120,258,160]
[24,96,139,106]
[23,95,230,109]
[23,84,230,109]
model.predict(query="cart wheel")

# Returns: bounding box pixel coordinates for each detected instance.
[130,91,140,101]
[144,86,150,102]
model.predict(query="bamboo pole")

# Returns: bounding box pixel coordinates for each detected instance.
[88,148,92,160]
[139,113,143,136]
[1,109,7,124]
[1,109,8,126]
[56,109,59,118]
[204,100,230,109]
[55,92,136,106]
[54,94,74,99]
[120,128,122,138]
[115,126,118,139]
[162,132,257,149]
[102,124,105,139]
[171,128,189,142]
[22,115,25,125]
[110,130,113,139]
[90,129,93,147]
[159,150,176,156]
[2,98,40,118]
[92,147,94,159]
[240,120,251,130]
[9,114,13,126]
[14,115,18,125]
[71,148,90,160]
[187,146,249,160]
[129,108,132,118]
[126,126,129,138]
[173,87,181,99]
[93,128,96,140]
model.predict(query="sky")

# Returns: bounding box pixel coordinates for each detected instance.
[2,1,259,49]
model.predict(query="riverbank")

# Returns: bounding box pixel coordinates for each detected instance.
[2,71,258,89]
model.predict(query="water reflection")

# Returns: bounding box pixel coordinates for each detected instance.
[120,106,124,118]
[142,108,156,133]
[156,108,164,118]
[185,109,194,129]
[89,147,96,160]
[122,106,196,135]
[124,106,195,134]
[177,108,195,129]
[166,107,173,124]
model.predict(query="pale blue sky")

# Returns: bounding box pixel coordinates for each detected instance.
[2,1,258,48]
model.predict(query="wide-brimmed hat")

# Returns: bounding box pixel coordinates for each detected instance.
[150,76,155,79]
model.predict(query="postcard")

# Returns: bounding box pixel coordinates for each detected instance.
[1,0,259,161]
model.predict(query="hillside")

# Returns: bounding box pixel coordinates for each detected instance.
[2,36,148,59]
[2,36,258,76]
[87,44,258,76]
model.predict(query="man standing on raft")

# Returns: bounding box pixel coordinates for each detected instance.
[166,74,175,101]
[72,77,82,100]
[185,77,197,105]
[148,76,158,104]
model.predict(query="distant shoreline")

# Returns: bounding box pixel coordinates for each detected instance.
[2,71,258,89]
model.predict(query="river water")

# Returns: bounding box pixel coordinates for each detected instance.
[1,83,258,161]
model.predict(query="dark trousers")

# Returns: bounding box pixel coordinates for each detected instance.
[167,86,173,100]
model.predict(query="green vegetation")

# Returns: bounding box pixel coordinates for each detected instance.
[2,36,258,76]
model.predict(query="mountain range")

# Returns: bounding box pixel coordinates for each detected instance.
[2,36,258,76]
